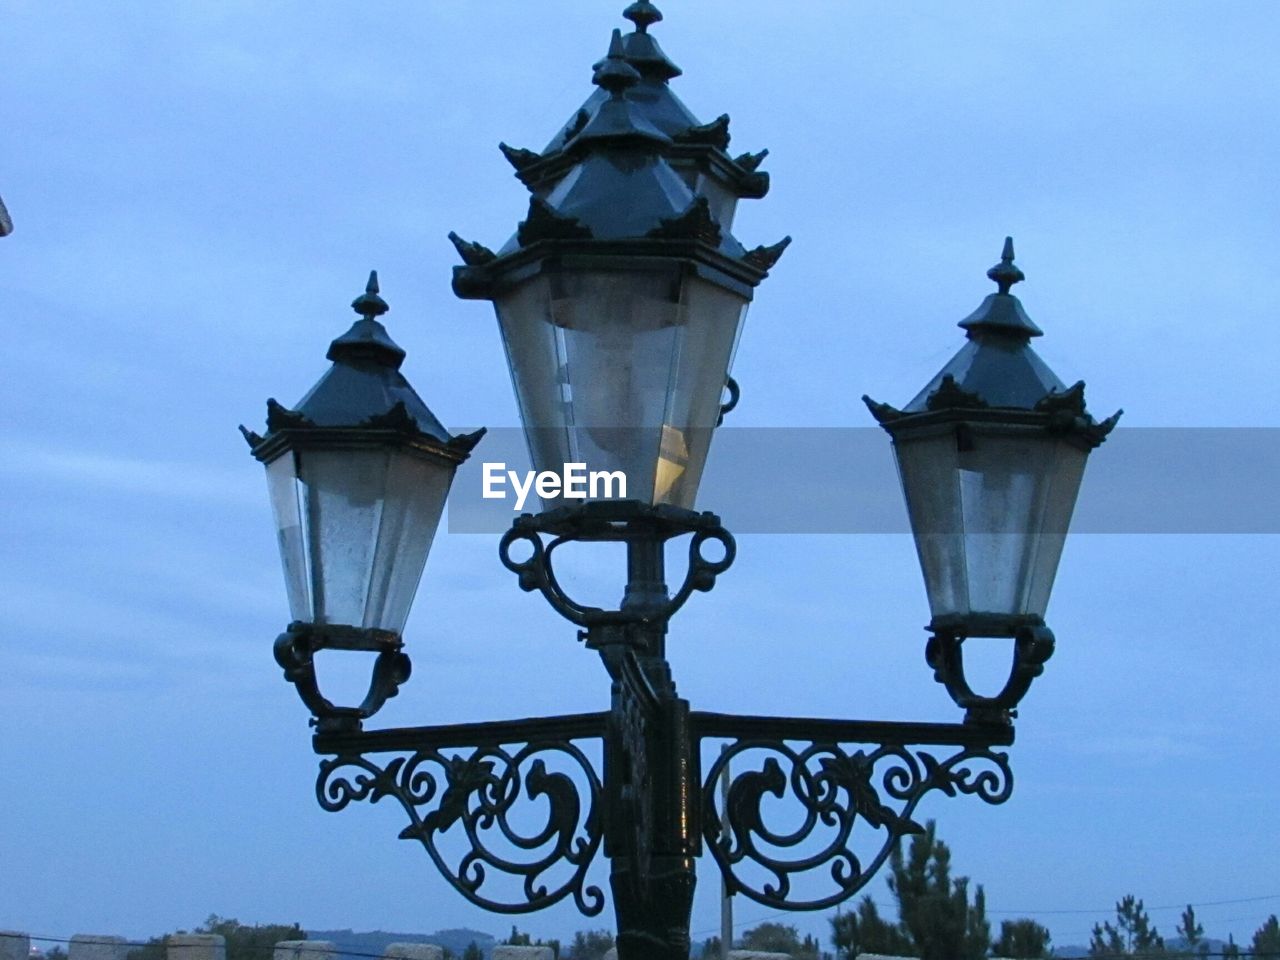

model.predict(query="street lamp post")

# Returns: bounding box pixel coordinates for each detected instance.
[241,6,1118,959]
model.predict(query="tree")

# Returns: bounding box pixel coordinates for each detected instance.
[1222,935,1240,960]
[503,926,557,957]
[741,923,800,956]
[198,916,306,960]
[1252,915,1280,960]
[127,917,305,960]
[460,944,483,960]
[831,897,913,959]
[829,821,989,960]
[1089,896,1164,957]
[1176,905,1204,956]
[738,923,819,959]
[889,822,990,960]
[126,934,171,960]
[565,930,614,960]
[993,918,1053,959]
[504,927,532,947]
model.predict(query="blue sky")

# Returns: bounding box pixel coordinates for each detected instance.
[2,0,1278,952]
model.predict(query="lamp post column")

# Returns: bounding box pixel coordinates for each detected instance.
[604,651,698,960]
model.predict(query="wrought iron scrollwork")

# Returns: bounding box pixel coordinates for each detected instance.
[702,739,1012,911]
[317,741,605,915]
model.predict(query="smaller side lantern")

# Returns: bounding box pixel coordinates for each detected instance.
[865,239,1120,722]
[241,272,483,730]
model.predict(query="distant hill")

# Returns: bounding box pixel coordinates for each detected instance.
[1055,937,1225,957]
[307,928,497,960]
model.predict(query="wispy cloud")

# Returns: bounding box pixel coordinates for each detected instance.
[0,438,259,507]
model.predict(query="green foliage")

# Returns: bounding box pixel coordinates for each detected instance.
[993,918,1053,959]
[1252,915,1280,959]
[831,897,913,959]
[503,925,557,956]
[740,922,799,955]
[565,930,613,960]
[829,821,988,960]
[199,916,306,960]
[891,822,990,960]
[460,943,483,960]
[126,916,305,960]
[1223,934,1240,959]
[738,922,819,959]
[1089,896,1164,957]
[504,927,532,947]
[1175,904,1204,956]
[126,939,167,960]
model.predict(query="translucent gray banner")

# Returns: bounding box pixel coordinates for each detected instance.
[445,428,1280,534]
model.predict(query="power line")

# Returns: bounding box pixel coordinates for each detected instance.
[24,936,401,960]
[990,894,1280,917]
[689,894,1280,945]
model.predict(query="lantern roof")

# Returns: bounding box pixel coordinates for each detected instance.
[241,272,483,459]
[450,7,790,302]
[864,239,1121,445]
[493,2,771,200]
[903,239,1061,412]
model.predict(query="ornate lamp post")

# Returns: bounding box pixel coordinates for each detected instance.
[242,6,1118,959]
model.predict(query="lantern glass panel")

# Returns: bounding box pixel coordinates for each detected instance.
[266,451,309,622]
[894,426,1088,624]
[494,267,747,509]
[267,445,453,633]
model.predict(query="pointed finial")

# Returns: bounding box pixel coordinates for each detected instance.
[594,29,641,96]
[623,1,663,34]
[986,236,1025,295]
[351,269,389,318]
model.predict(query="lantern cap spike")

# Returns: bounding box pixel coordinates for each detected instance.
[570,30,669,148]
[958,236,1042,338]
[329,270,406,368]
[623,1,663,34]
[351,270,390,318]
[987,236,1025,295]
[593,29,642,96]
[620,0,681,80]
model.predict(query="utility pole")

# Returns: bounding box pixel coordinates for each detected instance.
[720,745,732,960]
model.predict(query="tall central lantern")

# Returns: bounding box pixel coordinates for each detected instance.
[450,2,788,510]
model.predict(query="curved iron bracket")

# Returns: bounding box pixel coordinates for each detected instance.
[697,716,1013,911]
[925,620,1055,723]
[716,376,740,426]
[498,503,735,629]
[274,622,411,733]
[314,715,607,917]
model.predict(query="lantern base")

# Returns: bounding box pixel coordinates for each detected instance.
[925,616,1055,724]
[499,500,735,631]
[274,622,412,732]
